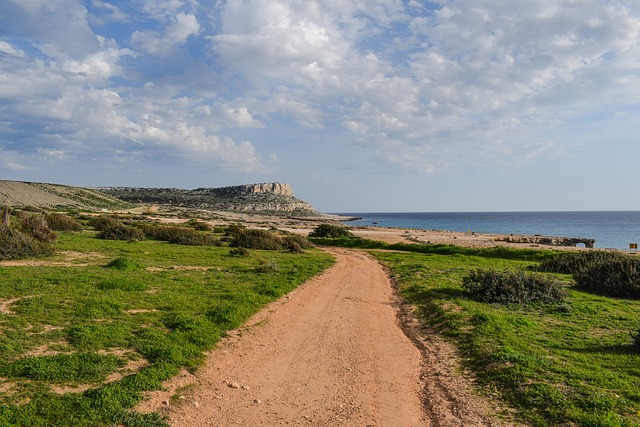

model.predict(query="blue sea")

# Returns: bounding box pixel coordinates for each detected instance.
[337,211,640,250]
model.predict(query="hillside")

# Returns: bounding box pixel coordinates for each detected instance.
[0,180,320,216]
[98,182,319,216]
[0,180,129,210]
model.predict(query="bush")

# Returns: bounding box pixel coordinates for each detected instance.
[462,269,566,305]
[282,234,314,250]
[229,247,250,257]
[45,213,83,231]
[141,224,220,246]
[92,216,144,241]
[230,229,284,250]
[0,225,54,260]
[309,224,353,238]
[574,257,640,299]
[538,251,629,275]
[19,214,57,243]
[224,224,245,237]
[187,219,211,231]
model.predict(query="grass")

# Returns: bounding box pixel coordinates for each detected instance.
[369,249,640,427]
[0,228,334,426]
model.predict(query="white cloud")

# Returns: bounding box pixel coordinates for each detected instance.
[132,13,200,54]
[0,0,100,59]
[0,41,26,58]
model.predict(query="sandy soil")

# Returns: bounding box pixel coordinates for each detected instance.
[136,248,520,426]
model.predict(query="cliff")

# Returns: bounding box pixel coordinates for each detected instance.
[98,182,319,216]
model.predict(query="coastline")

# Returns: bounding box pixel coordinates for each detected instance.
[146,208,611,251]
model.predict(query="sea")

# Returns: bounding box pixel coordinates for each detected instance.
[337,211,640,250]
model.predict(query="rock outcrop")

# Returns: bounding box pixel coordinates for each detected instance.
[495,234,596,248]
[99,182,319,216]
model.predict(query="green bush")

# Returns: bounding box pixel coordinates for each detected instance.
[574,257,640,299]
[228,247,250,257]
[224,224,245,237]
[45,213,83,231]
[0,224,54,260]
[462,269,566,305]
[308,224,353,238]
[282,234,314,252]
[538,251,629,275]
[230,229,284,250]
[141,225,219,246]
[186,219,211,231]
[19,214,57,243]
[92,216,144,241]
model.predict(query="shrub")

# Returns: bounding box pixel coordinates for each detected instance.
[309,224,353,238]
[574,257,640,299]
[19,214,57,243]
[187,219,211,231]
[229,247,250,257]
[224,224,245,237]
[141,224,219,246]
[92,216,144,241]
[538,251,629,275]
[230,229,285,250]
[45,213,83,231]
[0,224,54,260]
[282,234,314,250]
[462,269,566,305]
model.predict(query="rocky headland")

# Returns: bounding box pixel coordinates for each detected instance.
[98,182,319,216]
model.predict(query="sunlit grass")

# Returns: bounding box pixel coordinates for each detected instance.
[372,250,640,427]
[0,231,334,426]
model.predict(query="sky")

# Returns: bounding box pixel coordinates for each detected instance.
[1,0,640,213]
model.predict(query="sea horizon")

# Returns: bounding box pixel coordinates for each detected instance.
[335,210,640,250]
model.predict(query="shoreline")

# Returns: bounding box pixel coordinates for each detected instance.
[144,208,614,252]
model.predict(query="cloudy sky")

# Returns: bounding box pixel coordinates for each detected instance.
[1,0,640,212]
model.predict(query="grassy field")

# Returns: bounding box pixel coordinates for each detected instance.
[369,249,640,427]
[0,228,334,426]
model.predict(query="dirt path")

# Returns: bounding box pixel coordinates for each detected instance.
[137,249,519,426]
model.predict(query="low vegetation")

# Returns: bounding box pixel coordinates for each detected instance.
[0,216,334,426]
[230,228,313,253]
[308,224,353,238]
[0,224,54,260]
[462,269,566,305]
[45,213,84,232]
[365,248,640,427]
[91,216,144,241]
[539,251,640,299]
[141,224,220,246]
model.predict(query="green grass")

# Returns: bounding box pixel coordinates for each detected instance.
[371,250,640,427]
[0,230,334,426]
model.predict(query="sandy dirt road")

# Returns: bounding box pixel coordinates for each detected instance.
[137,248,518,426]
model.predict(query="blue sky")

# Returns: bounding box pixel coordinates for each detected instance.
[1,0,640,212]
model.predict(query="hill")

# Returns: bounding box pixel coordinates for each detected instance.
[0,180,320,216]
[0,180,129,210]
[98,182,319,216]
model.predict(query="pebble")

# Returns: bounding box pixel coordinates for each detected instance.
[228,382,241,389]
[254,399,262,404]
